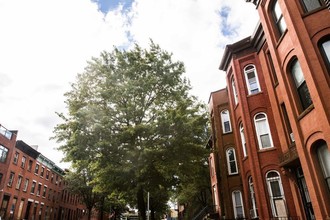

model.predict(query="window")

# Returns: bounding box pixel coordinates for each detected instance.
[23,179,29,192]
[244,65,261,94]
[31,181,36,194]
[21,156,26,168]
[301,0,322,12]
[0,173,3,184]
[27,160,33,171]
[266,171,287,217]
[0,144,9,163]
[16,175,23,190]
[319,37,330,73]
[37,183,42,196]
[35,164,39,174]
[280,103,294,143]
[232,78,239,105]
[290,59,313,111]
[46,170,50,180]
[240,123,247,157]
[232,190,245,218]
[254,113,274,149]
[8,172,15,187]
[13,152,19,164]
[40,167,44,177]
[48,189,52,200]
[249,177,258,219]
[272,0,287,36]
[316,142,330,191]
[221,109,232,133]
[226,148,238,175]
[43,186,47,197]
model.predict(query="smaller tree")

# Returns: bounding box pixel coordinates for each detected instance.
[64,169,103,220]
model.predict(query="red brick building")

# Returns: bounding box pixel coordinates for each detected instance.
[208,89,244,219]
[209,0,330,219]
[0,123,87,220]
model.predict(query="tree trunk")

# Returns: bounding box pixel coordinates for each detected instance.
[137,187,146,220]
[87,207,92,220]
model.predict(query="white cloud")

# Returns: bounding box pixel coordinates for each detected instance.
[0,0,258,168]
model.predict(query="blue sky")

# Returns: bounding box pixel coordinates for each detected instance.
[0,0,259,167]
[93,0,134,13]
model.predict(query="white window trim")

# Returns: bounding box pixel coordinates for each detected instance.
[244,64,261,95]
[232,78,239,105]
[254,113,274,149]
[226,148,238,175]
[232,190,245,219]
[249,177,258,218]
[266,171,287,217]
[221,109,232,134]
[240,123,247,157]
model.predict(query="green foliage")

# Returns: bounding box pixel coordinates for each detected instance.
[53,41,210,219]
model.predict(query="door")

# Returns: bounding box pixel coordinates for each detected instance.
[296,167,315,220]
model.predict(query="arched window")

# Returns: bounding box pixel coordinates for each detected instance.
[316,142,330,191]
[244,65,261,94]
[226,148,238,175]
[221,109,232,134]
[232,190,245,218]
[272,0,287,36]
[254,113,273,149]
[249,177,258,218]
[266,171,287,217]
[319,36,330,74]
[290,59,313,111]
[231,77,239,105]
[239,123,247,157]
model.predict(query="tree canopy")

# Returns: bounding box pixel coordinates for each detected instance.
[53,41,210,220]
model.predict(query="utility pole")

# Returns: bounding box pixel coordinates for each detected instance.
[147,191,150,220]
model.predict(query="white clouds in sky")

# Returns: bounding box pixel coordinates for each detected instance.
[0,0,258,167]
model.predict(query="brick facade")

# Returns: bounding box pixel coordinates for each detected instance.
[0,124,87,220]
[209,0,330,219]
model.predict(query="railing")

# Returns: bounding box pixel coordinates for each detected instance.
[270,217,300,220]
[249,208,258,219]
[279,145,298,166]
[192,206,210,220]
[325,0,330,10]
[0,124,12,140]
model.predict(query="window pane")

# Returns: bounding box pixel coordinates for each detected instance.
[292,61,305,87]
[302,0,322,12]
[224,121,231,133]
[298,82,313,109]
[274,1,282,20]
[270,181,282,197]
[221,110,232,133]
[278,18,287,34]
[256,119,268,134]
[232,79,238,104]
[230,161,237,173]
[261,134,271,148]
[321,40,330,65]
[317,144,330,178]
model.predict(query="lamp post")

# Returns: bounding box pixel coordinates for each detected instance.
[147,191,150,220]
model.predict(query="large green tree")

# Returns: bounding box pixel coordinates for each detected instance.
[53,41,210,220]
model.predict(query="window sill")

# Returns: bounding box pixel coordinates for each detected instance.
[275,29,288,48]
[247,91,263,97]
[258,147,276,153]
[298,104,314,120]
[223,131,233,135]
